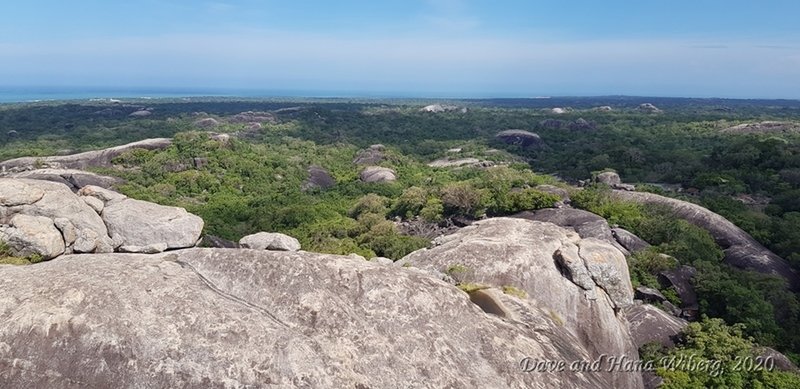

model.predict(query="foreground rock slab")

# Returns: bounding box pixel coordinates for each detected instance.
[0,248,643,388]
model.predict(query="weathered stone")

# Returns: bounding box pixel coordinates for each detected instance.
[78,185,127,204]
[0,248,641,388]
[239,232,301,251]
[758,347,800,373]
[81,196,105,214]
[0,138,172,172]
[353,144,386,165]
[0,214,65,260]
[624,303,687,348]
[613,228,651,253]
[612,190,800,290]
[53,218,77,246]
[302,165,336,190]
[402,218,640,388]
[0,179,44,206]
[193,117,219,128]
[577,238,635,309]
[637,103,662,113]
[119,243,169,254]
[103,199,204,250]
[1,179,113,254]
[370,256,394,265]
[634,286,666,303]
[658,266,699,320]
[495,129,544,148]
[6,169,122,192]
[200,235,240,249]
[514,208,629,255]
[359,166,396,183]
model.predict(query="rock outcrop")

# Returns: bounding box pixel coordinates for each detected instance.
[302,165,336,190]
[0,179,203,258]
[637,103,662,113]
[359,166,397,183]
[193,117,220,128]
[595,171,635,191]
[613,228,651,253]
[658,265,699,320]
[239,232,301,251]
[0,138,173,173]
[228,111,277,124]
[420,104,465,113]
[720,121,800,135]
[401,217,641,389]
[353,144,386,165]
[513,208,630,255]
[0,247,642,388]
[495,130,544,148]
[624,303,687,348]
[4,168,122,191]
[427,158,493,168]
[612,190,800,290]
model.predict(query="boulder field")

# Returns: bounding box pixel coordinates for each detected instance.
[0,178,204,257]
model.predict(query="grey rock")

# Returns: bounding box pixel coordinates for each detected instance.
[128,109,152,117]
[239,232,301,251]
[634,286,666,303]
[577,238,635,309]
[0,138,172,172]
[227,111,277,124]
[193,117,219,128]
[359,166,397,183]
[119,243,169,254]
[81,196,105,214]
[0,179,45,206]
[0,248,644,388]
[370,256,394,265]
[658,266,699,320]
[200,235,240,249]
[302,165,336,190]
[6,169,122,192]
[1,179,113,254]
[403,218,641,388]
[720,121,800,135]
[637,103,662,113]
[103,199,204,250]
[613,228,651,253]
[758,347,800,373]
[78,185,127,204]
[0,214,65,259]
[353,144,386,165]
[495,129,544,148]
[53,217,77,247]
[624,303,687,348]
[612,190,800,290]
[514,208,630,255]
[535,184,571,202]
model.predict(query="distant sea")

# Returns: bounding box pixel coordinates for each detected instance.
[0,86,434,103]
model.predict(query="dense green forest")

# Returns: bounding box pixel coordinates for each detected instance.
[2,97,800,386]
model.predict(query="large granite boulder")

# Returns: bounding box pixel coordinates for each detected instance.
[612,190,800,290]
[514,208,630,255]
[0,214,64,260]
[353,144,386,165]
[594,171,635,191]
[0,248,643,388]
[302,165,336,190]
[658,265,699,320]
[0,138,173,173]
[0,179,204,258]
[0,179,114,255]
[101,197,204,251]
[5,168,123,192]
[359,166,396,183]
[495,130,544,148]
[401,217,641,388]
[239,232,301,251]
[613,228,651,253]
[624,303,687,348]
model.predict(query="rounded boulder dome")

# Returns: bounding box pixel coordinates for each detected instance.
[495,130,544,148]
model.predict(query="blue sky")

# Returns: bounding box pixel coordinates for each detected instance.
[1,0,799,98]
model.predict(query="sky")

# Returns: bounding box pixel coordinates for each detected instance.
[1,0,799,99]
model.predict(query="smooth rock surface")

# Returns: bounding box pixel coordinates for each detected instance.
[612,190,800,290]
[5,169,122,192]
[103,199,204,250]
[495,130,544,148]
[359,166,397,183]
[239,232,301,251]
[0,214,64,259]
[0,138,172,172]
[401,217,641,389]
[514,208,630,255]
[613,228,651,253]
[0,248,643,388]
[624,303,687,348]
